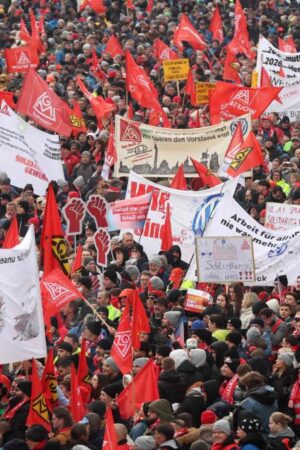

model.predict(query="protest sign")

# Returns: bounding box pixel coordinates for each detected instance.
[256,36,300,84]
[195,82,215,105]
[265,83,300,120]
[265,202,300,231]
[115,114,251,177]
[183,288,213,313]
[195,236,255,283]
[125,171,239,261]
[0,101,65,194]
[0,226,47,363]
[163,58,189,81]
[186,193,300,286]
[107,193,152,232]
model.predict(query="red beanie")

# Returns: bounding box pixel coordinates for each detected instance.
[201,410,217,425]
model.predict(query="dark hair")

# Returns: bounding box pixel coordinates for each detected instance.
[285,292,298,302]
[56,357,73,369]
[53,407,73,428]
[26,424,48,442]
[91,374,110,400]
[258,180,270,189]
[209,314,224,329]
[155,423,174,441]
[70,423,88,442]
[228,283,244,315]
[65,333,79,344]
[242,371,266,390]
[259,308,274,318]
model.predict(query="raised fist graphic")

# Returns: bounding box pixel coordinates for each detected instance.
[87,195,108,228]
[94,228,110,267]
[63,198,86,235]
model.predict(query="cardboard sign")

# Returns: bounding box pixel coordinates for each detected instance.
[195,82,215,105]
[184,288,213,313]
[265,202,300,231]
[195,236,255,283]
[163,59,189,81]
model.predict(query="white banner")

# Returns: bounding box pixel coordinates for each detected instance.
[107,193,152,232]
[257,36,300,85]
[265,202,300,231]
[0,101,65,194]
[0,226,47,363]
[115,114,251,177]
[265,83,300,121]
[189,193,300,286]
[126,171,239,262]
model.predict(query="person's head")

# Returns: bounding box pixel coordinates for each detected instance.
[153,297,168,318]
[154,424,174,446]
[102,357,120,378]
[57,342,73,360]
[56,357,72,380]
[155,345,171,366]
[212,420,232,444]
[269,412,292,435]
[208,314,224,332]
[221,357,240,379]
[284,292,298,308]
[139,271,151,289]
[279,303,293,319]
[216,293,229,311]
[149,255,163,276]
[242,292,258,309]
[121,232,134,250]
[12,381,32,401]
[103,270,118,289]
[52,407,73,432]
[275,352,294,371]
[236,417,261,440]
[114,423,128,443]
[64,333,80,351]
[71,423,88,442]
[259,307,275,326]
[241,371,266,391]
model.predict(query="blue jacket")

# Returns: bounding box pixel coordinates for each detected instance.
[241,386,278,434]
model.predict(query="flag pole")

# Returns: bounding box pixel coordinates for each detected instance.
[82,297,111,328]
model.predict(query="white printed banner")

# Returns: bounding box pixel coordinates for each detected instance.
[0,101,65,194]
[107,193,152,232]
[265,202,300,231]
[126,171,239,262]
[0,226,47,363]
[115,114,251,177]
[265,83,300,121]
[189,193,300,286]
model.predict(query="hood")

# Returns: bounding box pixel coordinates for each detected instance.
[246,385,277,405]
[210,341,229,367]
[160,439,178,449]
[202,380,220,406]
[177,359,197,374]
[270,426,295,439]
[159,369,181,383]
[169,245,182,259]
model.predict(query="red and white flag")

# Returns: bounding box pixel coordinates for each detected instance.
[153,39,178,61]
[110,302,132,375]
[5,47,39,73]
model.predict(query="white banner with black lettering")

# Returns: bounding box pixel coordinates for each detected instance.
[265,83,300,120]
[0,226,47,363]
[0,101,65,194]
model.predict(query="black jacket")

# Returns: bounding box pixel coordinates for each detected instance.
[158,369,186,404]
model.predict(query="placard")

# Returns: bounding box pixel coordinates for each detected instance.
[195,236,255,283]
[195,82,215,105]
[265,202,300,231]
[184,288,213,313]
[163,58,189,81]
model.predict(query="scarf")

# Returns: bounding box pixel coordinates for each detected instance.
[2,397,29,420]
[288,379,300,408]
[220,374,239,405]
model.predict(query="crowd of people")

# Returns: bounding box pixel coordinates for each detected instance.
[1,0,300,449]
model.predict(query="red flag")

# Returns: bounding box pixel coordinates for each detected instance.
[72,245,83,273]
[17,68,72,136]
[41,349,58,412]
[40,268,85,326]
[194,110,200,128]
[227,131,264,178]
[185,69,196,106]
[132,290,150,349]
[5,47,39,73]
[209,5,223,43]
[19,18,31,43]
[161,203,173,252]
[223,45,241,83]
[26,360,51,431]
[227,0,253,59]
[105,35,124,58]
[170,164,188,190]
[29,9,44,54]
[110,302,132,375]
[127,102,134,119]
[90,48,99,70]
[146,0,154,14]
[77,339,91,393]
[77,76,114,123]
[40,184,70,275]
[218,122,244,177]
[127,0,135,9]
[191,158,221,187]
[103,408,118,450]
[2,216,18,249]
[70,365,85,422]
[278,36,296,53]
[39,15,46,38]
[209,81,282,124]
[153,39,178,61]
[118,360,159,419]
[69,100,87,136]
[260,66,271,87]
[174,14,207,52]
[79,0,106,13]
[106,121,117,167]
[0,92,17,109]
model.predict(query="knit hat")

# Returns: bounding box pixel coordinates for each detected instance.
[186,338,198,350]
[148,399,173,420]
[238,417,261,433]
[227,318,242,330]
[191,320,205,331]
[105,357,119,372]
[163,311,181,327]
[18,201,29,214]
[87,400,106,418]
[223,357,240,374]
[86,320,102,337]
[58,342,73,353]
[82,151,91,158]
[78,276,92,290]
[135,436,156,450]
[102,383,122,399]
[169,349,189,369]
[278,352,294,367]
[73,175,85,188]
[201,410,217,425]
[133,357,149,368]
[149,255,162,267]
[97,339,112,351]
[252,301,267,315]
[190,349,207,368]
[212,419,231,436]
[210,402,231,419]
[125,264,140,281]
[266,298,280,313]
[104,269,118,284]
[249,318,264,328]
[150,276,165,290]
[226,331,242,346]
[156,345,171,357]
[17,381,32,397]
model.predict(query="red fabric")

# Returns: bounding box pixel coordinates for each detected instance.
[0,91,17,109]
[5,47,39,73]
[127,0,135,9]
[223,121,244,164]
[41,349,58,412]
[19,18,31,42]
[260,66,271,87]
[27,360,51,431]
[153,39,178,61]
[220,374,239,404]
[161,203,173,252]
[70,365,85,422]
[103,408,118,450]
[169,268,185,289]
[226,131,264,178]
[223,46,241,83]
[71,245,83,273]
[118,360,159,419]
[29,9,45,53]
[146,0,153,13]
[105,35,124,58]
[80,0,106,13]
[110,302,133,375]
[106,121,118,167]
[191,158,221,187]
[209,5,223,42]
[40,184,70,275]
[170,164,188,190]
[278,36,296,53]
[17,68,72,136]
[227,0,254,59]
[2,216,18,248]
[132,290,150,349]
[70,100,87,136]
[77,76,114,123]
[63,152,80,176]
[127,102,134,119]
[77,339,92,393]
[185,69,196,106]
[174,14,207,51]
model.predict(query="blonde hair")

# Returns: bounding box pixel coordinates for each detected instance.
[242,292,259,309]
[270,412,292,427]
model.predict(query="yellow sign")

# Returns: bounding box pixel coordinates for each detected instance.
[251,70,258,88]
[195,82,215,105]
[163,59,189,81]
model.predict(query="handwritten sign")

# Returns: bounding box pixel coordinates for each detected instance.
[265,202,300,231]
[163,59,189,81]
[195,82,215,105]
[195,236,255,283]
[184,289,213,313]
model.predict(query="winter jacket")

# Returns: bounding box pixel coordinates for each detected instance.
[241,385,278,434]
[158,369,186,404]
[240,307,254,330]
[158,438,179,450]
[175,387,206,427]
[175,427,200,450]
[211,434,239,450]
[270,367,295,411]
[239,432,267,450]
[268,426,296,450]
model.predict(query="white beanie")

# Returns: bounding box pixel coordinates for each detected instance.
[169,349,189,369]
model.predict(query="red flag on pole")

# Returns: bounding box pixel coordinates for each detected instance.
[209,5,223,43]
[105,35,124,58]
[106,121,117,167]
[40,184,70,276]
[132,290,150,349]
[19,18,31,43]
[223,45,241,83]
[110,302,132,375]
[146,0,154,14]
[5,47,39,73]
[278,36,296,53]
[72,245,83,273]
[260,66,271,87]
[69,100,87,136]
[2,216,19,249]
[77,76,114,124]
[103,408,118,450]
[170,164,188,190]
[70,365,85,422]
[227,0,254,59]
[226,131,264,178]
[191,158,221,187]
[118,360,159,419]
[161,203,173,252]
[29,9,45,54]
[77,339,91,393]
[0,92,17,109]
[127,0,135,9]
[26,359,51,431]
[173,14,207,52]
[41,349,58,412]
[153,39,178,61]
[218,122,244,177]
[185,69,196,106]
[79,0,106,13]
